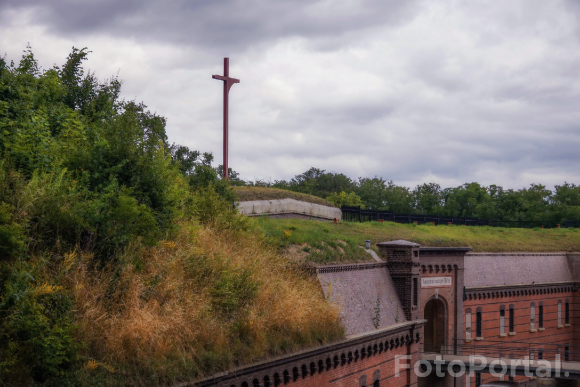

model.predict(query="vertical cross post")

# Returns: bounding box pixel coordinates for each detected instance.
[212,58,240,180]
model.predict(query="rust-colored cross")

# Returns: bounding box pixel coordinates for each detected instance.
[212,57,240,180]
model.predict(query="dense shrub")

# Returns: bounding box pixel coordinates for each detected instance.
[0,46,343,386]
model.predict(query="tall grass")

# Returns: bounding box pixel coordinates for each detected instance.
[68,222,343,385]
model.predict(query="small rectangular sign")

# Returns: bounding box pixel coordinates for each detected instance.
[421,277,452,288]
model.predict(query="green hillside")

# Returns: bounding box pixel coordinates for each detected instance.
[257,217,580,264]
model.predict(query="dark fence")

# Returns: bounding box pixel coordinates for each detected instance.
[340,206,578,229]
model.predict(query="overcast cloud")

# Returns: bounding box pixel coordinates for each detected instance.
[1,0,580,190]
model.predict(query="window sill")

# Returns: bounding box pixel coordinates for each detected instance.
[529,329,537,333]
[475,337,484,341]
[565,324,571,327]
[498,334,507,337]
[465,339,472,343]
[508,332,516,336]
[558,325,564,329]
[538,328,545,331]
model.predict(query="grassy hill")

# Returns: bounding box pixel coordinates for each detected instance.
[234,186,335,207]
[256,217,580,264]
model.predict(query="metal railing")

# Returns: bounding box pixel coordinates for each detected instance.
[341,206,577,229]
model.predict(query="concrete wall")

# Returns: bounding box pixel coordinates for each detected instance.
[236,199,342,221]
[465,253,573,287]
[317,263,407,336]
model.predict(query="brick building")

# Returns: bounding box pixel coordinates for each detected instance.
[193,241,580,387]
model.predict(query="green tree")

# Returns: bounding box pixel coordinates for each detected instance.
[326,191,364,208]
[412,183,443,214]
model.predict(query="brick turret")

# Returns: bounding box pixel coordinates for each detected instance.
[377,240,421,321]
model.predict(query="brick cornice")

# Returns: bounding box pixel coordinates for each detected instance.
[465,281,577,292]
[316,262,387,274]
[187,320,426,387]
[464,281,578,301]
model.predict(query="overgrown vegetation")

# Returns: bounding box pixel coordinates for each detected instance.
[0,47,342,386]
[257,217,580,264]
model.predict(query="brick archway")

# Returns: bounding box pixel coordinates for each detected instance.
[424,297,446,353]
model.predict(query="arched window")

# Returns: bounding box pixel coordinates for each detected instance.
[508,304,515,333]
[241,382,249,387]
[283,370,290,384]
[566,299,570,325]
[539,302,544,329]
[558,300,563,327]
[359,375,367,387]
[292,367,299,382]
[499,305,505,336]
[373,369,380,387]
[263,375,271,387]
[252,379,260,387]
[476,307,483,338]
[465,308,472,340]
[301,364,307,378]
[530,302,536,331]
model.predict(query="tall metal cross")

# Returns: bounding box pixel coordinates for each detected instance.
[212,57,240,180]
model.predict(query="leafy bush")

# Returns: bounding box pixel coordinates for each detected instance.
[0,266,79,383]
[0,203,25,260]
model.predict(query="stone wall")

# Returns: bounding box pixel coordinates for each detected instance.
[317,262,407,336]
[236,199,342,221]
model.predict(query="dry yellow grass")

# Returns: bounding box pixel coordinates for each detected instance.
[234,186,335,207]
[67,222,343,384]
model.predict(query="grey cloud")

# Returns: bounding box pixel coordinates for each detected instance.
[0,0,422,54]
[2,0,580,191]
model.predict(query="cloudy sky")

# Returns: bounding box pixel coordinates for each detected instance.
[2,0,580,189]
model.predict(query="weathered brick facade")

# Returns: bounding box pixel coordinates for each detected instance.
[192,321,424,387]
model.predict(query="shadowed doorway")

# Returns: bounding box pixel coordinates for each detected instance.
[424,298,446,353]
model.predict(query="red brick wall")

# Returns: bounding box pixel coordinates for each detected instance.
[464,286,578,386]
[464,290,577,344]
[282,343,419,387]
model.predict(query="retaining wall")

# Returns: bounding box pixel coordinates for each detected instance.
[317,262,407,336]
[236,199,342,221]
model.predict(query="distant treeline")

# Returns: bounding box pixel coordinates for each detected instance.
[238,168,580,224]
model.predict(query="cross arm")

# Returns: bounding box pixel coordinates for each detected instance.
[212,75,240,83]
